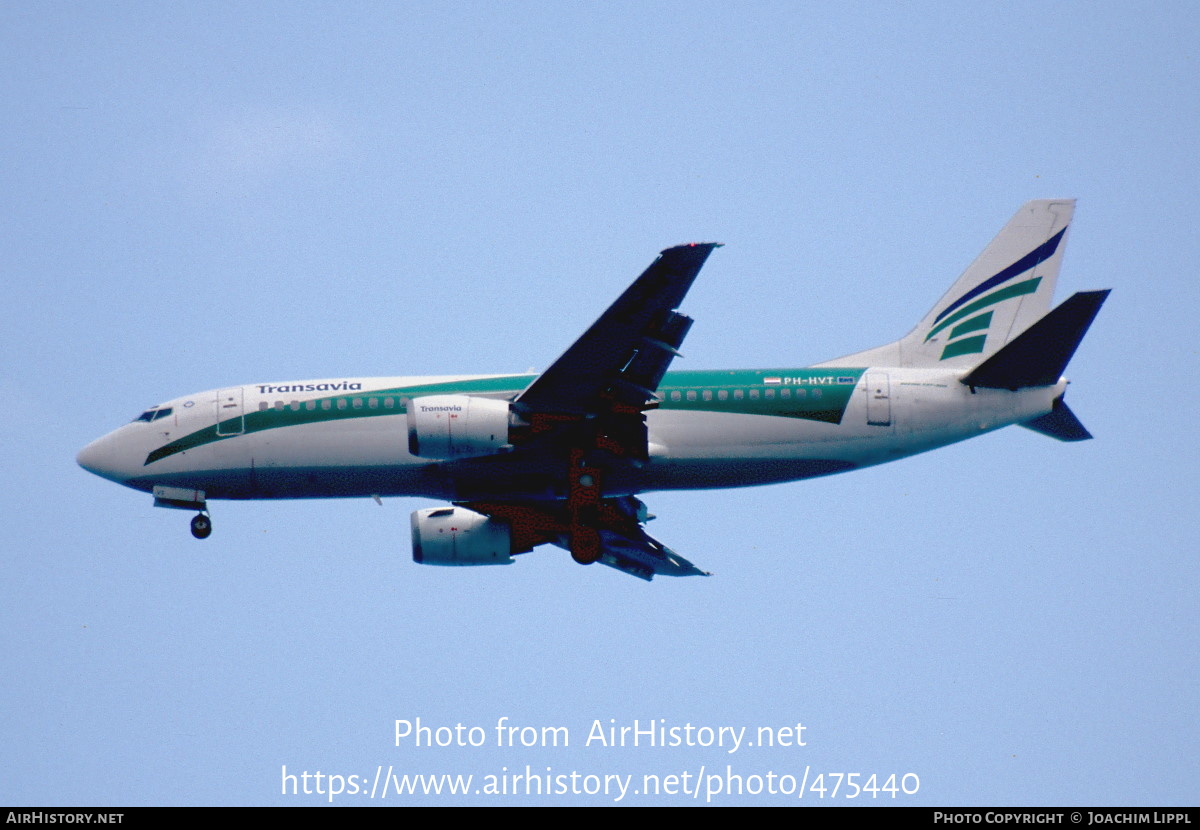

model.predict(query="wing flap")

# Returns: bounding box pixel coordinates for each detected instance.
[595,529,710,581]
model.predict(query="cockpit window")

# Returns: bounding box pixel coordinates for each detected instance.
[134,407,173,423]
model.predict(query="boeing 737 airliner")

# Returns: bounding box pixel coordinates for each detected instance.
[78,200,1108,580]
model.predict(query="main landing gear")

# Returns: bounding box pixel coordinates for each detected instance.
[190,512,212,540]
[567,450,603,565]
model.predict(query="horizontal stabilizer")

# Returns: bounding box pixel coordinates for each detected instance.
[961,290,1109,390]
[1021,397,1092,441]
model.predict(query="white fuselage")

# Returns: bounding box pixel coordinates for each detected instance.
[77,367,1063,503]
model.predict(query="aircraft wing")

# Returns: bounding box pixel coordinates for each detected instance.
[459,496,710,581]
[465,245,721,580]
[590,525,710,581]
[515,243,721,419]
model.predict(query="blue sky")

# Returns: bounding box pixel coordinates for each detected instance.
[2,2,1197,806]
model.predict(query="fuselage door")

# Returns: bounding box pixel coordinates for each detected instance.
[866,372,891,426]
[215,388,245,435]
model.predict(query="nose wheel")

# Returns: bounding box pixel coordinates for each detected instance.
[190,513,212,539]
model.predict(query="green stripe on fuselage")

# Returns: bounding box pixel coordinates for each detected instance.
[655,369,863,423]
[144,369,866,465]
[144,376,521,465]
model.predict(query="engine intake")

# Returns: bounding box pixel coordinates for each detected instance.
[410,507,514,566]
[406,395,512,458]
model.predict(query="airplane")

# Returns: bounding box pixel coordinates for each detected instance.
[77,199,1108,581]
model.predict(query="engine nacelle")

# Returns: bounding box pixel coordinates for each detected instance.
[406,395,512,458]
[410,507,513,566]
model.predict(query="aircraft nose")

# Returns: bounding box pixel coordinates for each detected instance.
[77,432,133,483]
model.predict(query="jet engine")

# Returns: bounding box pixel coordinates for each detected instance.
[410,506,514,566]
[406,395,512,458]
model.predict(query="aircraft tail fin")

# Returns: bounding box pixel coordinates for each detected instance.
[818,200,1077,369]
[960,289,1109,390]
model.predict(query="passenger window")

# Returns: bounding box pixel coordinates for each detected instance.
[352,398,363,409]
[734,390,744,400]
[702,390,712,401]
[686,390,697,401]
[306,400,316,411]
[336,399,347,410]
[258,402,268,411]
[290,400,300,411]
[368,398,378,409]
[274,401,284,411]
[749,389,759,400]
[384,397,395,409]
[781,389,791,399]
[321,399,331,410]
[670,391,681,402]
[765,389,775,399]
[718,390,728,400]
[796,388,807,398]
[813,388,822,398]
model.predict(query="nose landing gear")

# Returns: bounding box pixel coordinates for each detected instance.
[190,512,212,539]
[151,486,212,540]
